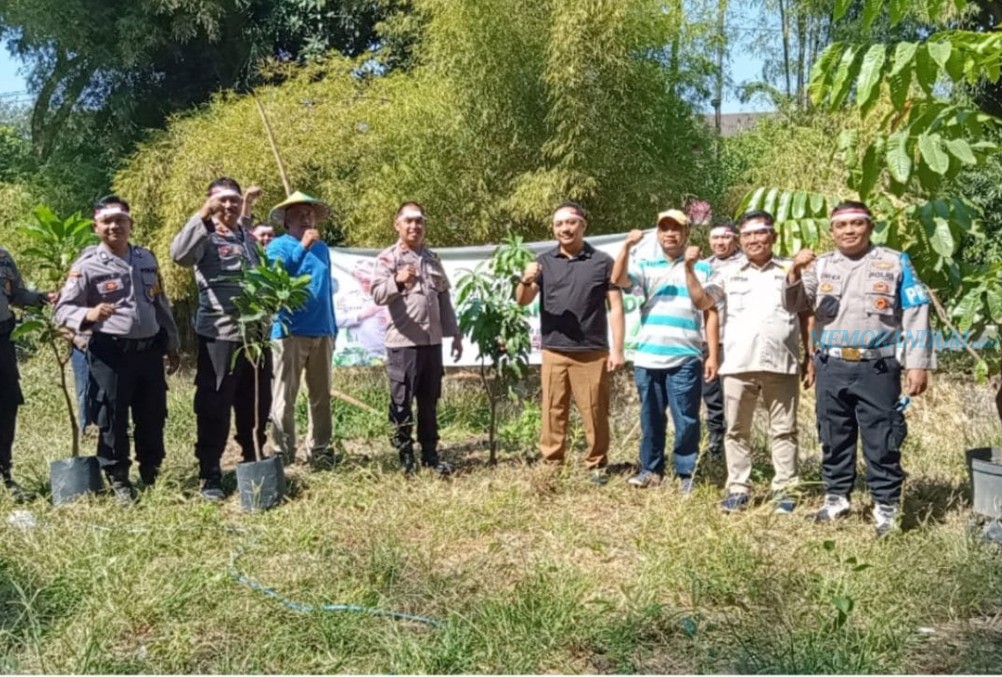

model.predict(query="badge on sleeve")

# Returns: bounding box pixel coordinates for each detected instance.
[899,252,930,308]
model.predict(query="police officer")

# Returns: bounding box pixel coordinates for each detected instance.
[784,200,933,537]
[371,202,462,475]
[0,247,51,501]
[700,220,744,458]
[171,178,268,501]
[55,196,180,504]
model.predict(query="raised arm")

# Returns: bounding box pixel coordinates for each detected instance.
[683,246,715,311]
[611,229,645,289]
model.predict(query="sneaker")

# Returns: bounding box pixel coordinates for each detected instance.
[720,492,750,513]
[626,470,663,488]
[678,475,695,495]
[772,492,796,515]
[109,477,136,506]
[2,476,35,503]
[200,479,225,502]
[588,469,609,486]
[873,502,900,538]
[808,494,850,523]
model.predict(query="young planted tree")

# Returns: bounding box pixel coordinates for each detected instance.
[230,250,311,461]
[11,206,96,457]
[455,234,535,464]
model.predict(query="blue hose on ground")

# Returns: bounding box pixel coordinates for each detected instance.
[228,548,442,628]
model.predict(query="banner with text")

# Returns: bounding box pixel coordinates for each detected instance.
[329,231,668,368]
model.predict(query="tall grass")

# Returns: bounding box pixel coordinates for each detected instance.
[1,357,1000,673]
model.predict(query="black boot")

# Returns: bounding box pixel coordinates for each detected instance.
[107,474,136,506]
[139,465,159,488]
[2,469,34,503]
[421,446,452,477]
[398,443,418,476]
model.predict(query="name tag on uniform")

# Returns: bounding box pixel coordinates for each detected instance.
[97,277,124,295]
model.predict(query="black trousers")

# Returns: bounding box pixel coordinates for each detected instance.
[0,329,23,474]
[815,353,907,505]
[193,335,272,480]
[88,334,168,482]
[387,345,443,457]
[702,374,725,439]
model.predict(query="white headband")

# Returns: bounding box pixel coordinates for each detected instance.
[94,206,132,221]
[398,209,425,220]
[830,209,872,222]
[210,188,243,200]
[709,226,735,238]
[553,207,586,222]
[740,219,774,233]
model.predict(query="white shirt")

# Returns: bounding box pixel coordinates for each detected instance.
[705,256,801,376]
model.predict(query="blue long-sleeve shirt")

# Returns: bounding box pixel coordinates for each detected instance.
[266,234,337,339]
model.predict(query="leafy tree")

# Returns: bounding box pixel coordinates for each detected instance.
[11,207,97,457]
[737,0,1002,377]
[114,0,723,303]
[455,235,534,464]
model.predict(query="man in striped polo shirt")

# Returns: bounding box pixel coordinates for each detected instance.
[612,209,719,491]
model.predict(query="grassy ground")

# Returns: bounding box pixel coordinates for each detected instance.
[1,357,1001,673]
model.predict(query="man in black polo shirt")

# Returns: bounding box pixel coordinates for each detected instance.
[516,201,625,484]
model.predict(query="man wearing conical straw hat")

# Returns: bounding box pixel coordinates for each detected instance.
[266,191,338,465]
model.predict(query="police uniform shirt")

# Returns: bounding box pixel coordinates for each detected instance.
[170,214,262,342]
[370,242,459,348]
[701,250,745,344]
[0,247,45,323]
[704,256,801,376]
[55,243,180,352]
[782,245,933,370]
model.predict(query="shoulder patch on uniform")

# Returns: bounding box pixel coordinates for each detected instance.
[899,252,930,308]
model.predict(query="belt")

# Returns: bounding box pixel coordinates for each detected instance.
[820,345,896,362]
[93,333,160,353]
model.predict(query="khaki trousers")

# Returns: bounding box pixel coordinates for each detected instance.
[270,335,334,460]
[722,371,799,494]
[540,349,610,469]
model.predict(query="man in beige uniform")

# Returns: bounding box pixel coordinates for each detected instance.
[685,210,812,513]
[784,200,933,537]
[371,202,462,475]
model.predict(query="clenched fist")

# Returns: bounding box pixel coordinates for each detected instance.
[521,262,541,285]
[792,248,816,272]
[301,228,321,250]
[684,245,702,268]
[624,229,644,247]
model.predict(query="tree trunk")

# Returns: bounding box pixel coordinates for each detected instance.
[778,0,792,98]
[50,333,79,457]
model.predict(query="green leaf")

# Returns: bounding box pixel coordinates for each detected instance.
[889,68,911,110]
[776,191,793,224]
[927,215,956,257]
[918,133,950,175]
[927,40,952,73]
[810,192,826,216]
[791,191,808,219]
[800,219,820,247]
[859,141,882,200]
[763,188,779,217]
[10,319,47,339]
[915,45,938,94]
[744,186,767,213]
[974,359,989,383]
[861,0,880,30]
[885,131,913,183]
[856,45,887,116]
[808,43,843,107]
[890,42,919,78]
[890,0,910,24]
[945,138,977,165]
[834,0,853,21]
[830,46,862,109]
[986,285,1002,322]
[833,595,854,616]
